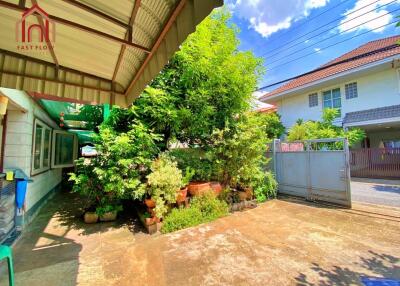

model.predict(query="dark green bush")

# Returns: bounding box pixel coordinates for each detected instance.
[162,192,228,233]
[169,148,215,181]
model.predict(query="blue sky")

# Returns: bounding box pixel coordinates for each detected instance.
[226,0,400,94]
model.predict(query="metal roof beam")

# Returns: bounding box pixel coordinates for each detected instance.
[0,0,151,53]
[112,0,141,84]
[61,0,130,30]
[125,0,186,96]
[31,0,59,73]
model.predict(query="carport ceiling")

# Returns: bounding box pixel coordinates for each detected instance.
[0,0,222,107]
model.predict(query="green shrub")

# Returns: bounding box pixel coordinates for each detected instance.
[161,207,203,233]
[254,172,278,203]
[147,153,183,218]
[169,148,215,181]
[161,191,228,233]
[287,108,365,148]
[69,121,160,212]
[190,191,229,222]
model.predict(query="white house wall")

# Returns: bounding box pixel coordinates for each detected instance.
[2,88,62,211]
[275,68,400,129]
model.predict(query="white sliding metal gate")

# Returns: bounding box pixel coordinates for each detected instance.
[268,138,352,208]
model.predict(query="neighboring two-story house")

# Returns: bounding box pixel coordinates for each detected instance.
[261,36,400,179]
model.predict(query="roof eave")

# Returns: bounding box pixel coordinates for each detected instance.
[261,56,400,104]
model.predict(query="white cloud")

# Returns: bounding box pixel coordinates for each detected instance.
[250,17,292,38]
[314,47,322,53]
[228,0,330,38]
[339,0,394,33]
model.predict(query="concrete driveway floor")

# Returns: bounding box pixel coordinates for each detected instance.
[4,192,400,286]
[351,178,400,208]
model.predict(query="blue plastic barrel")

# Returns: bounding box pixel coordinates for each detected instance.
[16,179,28,209]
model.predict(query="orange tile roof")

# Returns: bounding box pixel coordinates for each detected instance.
[256,105,277,113]
[261,35,400,100]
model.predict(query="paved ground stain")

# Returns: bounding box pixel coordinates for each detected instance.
[4,192,400,286]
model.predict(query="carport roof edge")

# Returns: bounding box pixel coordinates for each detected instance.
[0,0,223,107]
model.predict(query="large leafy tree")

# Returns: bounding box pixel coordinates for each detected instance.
[139,9,263,147]
[287,108,365,147]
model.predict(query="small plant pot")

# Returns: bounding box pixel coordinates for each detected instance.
[84,212,98,224]
[145,198,156,208]
[99,211,118,222]
[188,181,211,196]
[244,187,253,200]
[176,187,188,203]
[145,217,156,226]
[238,191,248,202]
[210,182,222,197]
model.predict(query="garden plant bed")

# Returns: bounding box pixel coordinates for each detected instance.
[135,205,163,235]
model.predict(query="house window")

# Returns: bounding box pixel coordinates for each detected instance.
[52,130,78,168]
[308,93,318,107]
[345,82,358,99]
[32,119,52,175]
[323,88,341,117]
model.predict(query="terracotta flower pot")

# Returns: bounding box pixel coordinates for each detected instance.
[188,181,211,196]
[238,191,248,202]
[99,211,118,222]
[244,187,253,200]
[84,212,98,224]
[176,187,188,203]
[210,182,222,196]
[145,198,156,208]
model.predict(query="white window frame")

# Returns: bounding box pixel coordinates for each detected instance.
[345,82,358,99]
[51,130,78,168]
[322,87,342,117]
[31,119,52,175]
[397,68,400,93]
[308,93,318,107]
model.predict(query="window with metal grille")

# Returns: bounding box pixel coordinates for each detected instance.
[323,88,341,117]
[308,93,318,107]
[345,82,358,99]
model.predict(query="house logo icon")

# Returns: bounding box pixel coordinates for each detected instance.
[15,4,55,49]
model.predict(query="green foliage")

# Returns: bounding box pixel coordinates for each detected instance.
[95,204,123,216]
[210,112,270,187]
[287,108,365,147]
[182,167,195,186]
[147,153,183,218]
[148,9,263,146]
[78,105,103,131]
[254,172,278,203]
[169,148,215,181]
[190,191,229,221]
[161,207,203,233]
[69,120,160,210]
[161,191,228,233]
[260,112,285,139]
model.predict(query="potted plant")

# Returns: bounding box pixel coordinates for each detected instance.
[97,204,123,222]
[145,198,156,208]
[177,167,195,203]
[187,160,214,196]
[147,153,183,218]
[210,181,222,196]
[84,210,98,224]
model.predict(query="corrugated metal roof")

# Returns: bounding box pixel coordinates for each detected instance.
[0,0,222,107]
[343,104,400,125]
